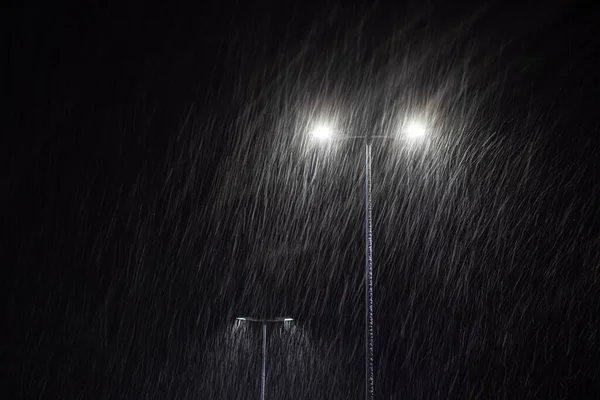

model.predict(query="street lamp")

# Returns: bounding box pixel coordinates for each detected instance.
[309,118,427,400]
[236,317,294,400]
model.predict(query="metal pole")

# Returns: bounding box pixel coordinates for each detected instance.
[364,141,374,400]
[261,322,267,400]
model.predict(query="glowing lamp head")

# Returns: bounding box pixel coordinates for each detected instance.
[311,124,334,140]
[404,121,427,139]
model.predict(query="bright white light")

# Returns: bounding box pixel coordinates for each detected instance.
[310,124,334,140]
[404,121,427,139]
[236,317,246,321]
[284,318,293,322]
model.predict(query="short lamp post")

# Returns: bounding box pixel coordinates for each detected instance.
[236,317,294,400]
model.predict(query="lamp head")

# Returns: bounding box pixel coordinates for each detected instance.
[404,120,427,140]
[310,124,334,141]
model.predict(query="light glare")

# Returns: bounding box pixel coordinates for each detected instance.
[404,121,427,139]
[311,124,333,140]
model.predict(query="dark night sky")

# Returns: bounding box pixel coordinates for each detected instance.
[3,1,600,399]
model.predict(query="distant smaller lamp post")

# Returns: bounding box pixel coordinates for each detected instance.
[236,317,294,400]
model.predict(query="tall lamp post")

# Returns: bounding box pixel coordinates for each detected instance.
[236,317,294,400]
[310,119,427,400]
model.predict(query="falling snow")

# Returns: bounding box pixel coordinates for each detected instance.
[4,1,600,399]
